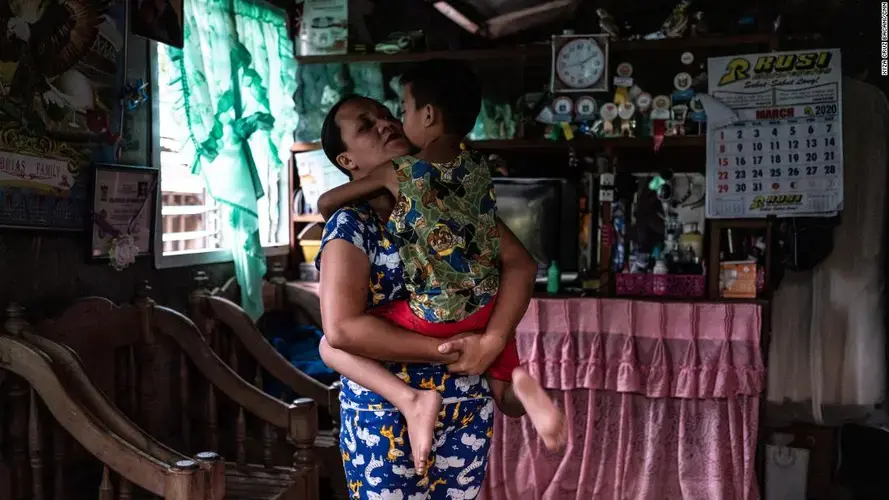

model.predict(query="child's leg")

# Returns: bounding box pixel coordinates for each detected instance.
[488,377,525,417]
[319,336,440,474]
[487,340,568,451]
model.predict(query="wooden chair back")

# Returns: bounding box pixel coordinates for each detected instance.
[189,264,345,499]
[0,303,212,500]
[31,282,320,500]
[190,265,339,414]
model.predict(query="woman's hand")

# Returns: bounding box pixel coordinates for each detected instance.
[438,332,505,376]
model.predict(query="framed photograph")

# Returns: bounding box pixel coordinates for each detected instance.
[131,0,184,48]
[88,164,158,265]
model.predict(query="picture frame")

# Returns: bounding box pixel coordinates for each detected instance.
[88,163,159,263]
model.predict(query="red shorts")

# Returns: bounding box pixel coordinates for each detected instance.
[370,299,519,381]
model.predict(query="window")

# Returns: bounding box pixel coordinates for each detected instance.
[152,42,290,269]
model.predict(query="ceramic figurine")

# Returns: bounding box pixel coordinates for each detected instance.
[596,8,621,37]
[690,11,708,36]
[646,0,691,39]
[662,1,691,37]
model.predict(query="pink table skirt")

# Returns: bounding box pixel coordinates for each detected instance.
[482,298,764,500]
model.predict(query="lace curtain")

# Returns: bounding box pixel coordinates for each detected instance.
[482,298,764,500]
[766,77,888,425]
[162,0,297,319]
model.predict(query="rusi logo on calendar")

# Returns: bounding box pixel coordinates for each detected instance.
[748,194,804,212]
[717,51,834,86]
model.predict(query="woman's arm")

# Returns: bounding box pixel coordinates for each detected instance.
[319,239,461,364]
[439,219,537,374]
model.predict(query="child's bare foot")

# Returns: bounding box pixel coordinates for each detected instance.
[401,389,442,474]
[511,367,568,451]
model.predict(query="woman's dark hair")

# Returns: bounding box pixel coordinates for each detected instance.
[320,94,364,179]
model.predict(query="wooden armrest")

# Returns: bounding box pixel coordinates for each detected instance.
[283,282,323,328]
[22,331,189,465]
[204,296,333,405]
[0,336,205,499]
[151,305,316,441]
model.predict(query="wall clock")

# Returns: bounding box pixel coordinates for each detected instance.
[551,33,609,93]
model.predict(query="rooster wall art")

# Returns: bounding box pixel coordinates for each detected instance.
[0,0,122,138]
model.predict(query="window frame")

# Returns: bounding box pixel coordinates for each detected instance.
[149,41,291,270]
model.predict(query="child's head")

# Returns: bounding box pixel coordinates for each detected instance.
[399,59,481,147]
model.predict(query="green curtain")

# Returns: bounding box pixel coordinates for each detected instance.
[163,0,297,320]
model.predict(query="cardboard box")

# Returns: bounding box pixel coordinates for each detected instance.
[719,260,757,298]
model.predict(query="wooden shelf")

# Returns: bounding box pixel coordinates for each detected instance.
[296,45,548,64]
[292,136,704,157]
[295,34,777,65]
[467,135,706,151]
[292,213,324,223]
[611,33,776,52]
[292,142,321,153]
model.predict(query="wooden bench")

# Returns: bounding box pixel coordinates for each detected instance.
[189,266,346,499]
[0,304,214,499]
[27,282,320,500]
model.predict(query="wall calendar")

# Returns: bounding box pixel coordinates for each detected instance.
[706,49,843,218]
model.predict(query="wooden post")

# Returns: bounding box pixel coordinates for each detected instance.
[164,459,205,500]
[289,398,319,500]
[268,261,287,311]
[5,303,30,500]
[133,282,160,435]
[193,451,225,500]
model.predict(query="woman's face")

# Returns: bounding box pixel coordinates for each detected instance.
[334,98,411,179]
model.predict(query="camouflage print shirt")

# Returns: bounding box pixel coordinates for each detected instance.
[389,150,500,323]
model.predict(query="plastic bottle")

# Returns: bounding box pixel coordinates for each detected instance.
[652,258,669,296]
[547,260,561,294]
[679,222,704,261]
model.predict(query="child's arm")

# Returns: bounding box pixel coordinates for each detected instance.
[317,161,399,220]
[318,177,384,221]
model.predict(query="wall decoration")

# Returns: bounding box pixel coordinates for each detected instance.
[0,0,127,230]
[706,49,843,218]
[293,149,348,215]
[130,0,184,48]
[89,163,157,270]
[122,79,149,111]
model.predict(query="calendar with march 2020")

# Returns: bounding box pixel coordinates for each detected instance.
[706,49,843,218]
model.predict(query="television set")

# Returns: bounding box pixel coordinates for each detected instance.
[493,177,579,282]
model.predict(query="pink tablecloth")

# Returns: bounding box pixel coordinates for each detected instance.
[482,298,764,500]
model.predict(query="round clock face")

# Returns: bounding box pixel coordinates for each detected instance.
[556,38,605,89]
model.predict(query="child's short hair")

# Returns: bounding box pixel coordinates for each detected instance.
[400,59,481,138]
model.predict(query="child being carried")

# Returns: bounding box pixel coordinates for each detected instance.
[318,59,567,475]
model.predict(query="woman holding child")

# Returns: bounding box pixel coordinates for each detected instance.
[315,60,565,499]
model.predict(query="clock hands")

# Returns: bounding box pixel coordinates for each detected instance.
[560,54,601,69]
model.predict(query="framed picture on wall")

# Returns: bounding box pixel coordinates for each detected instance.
[131,0,184,48]
[88,164,158,268]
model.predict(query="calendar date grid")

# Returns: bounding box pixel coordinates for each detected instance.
[711,118,840,196]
